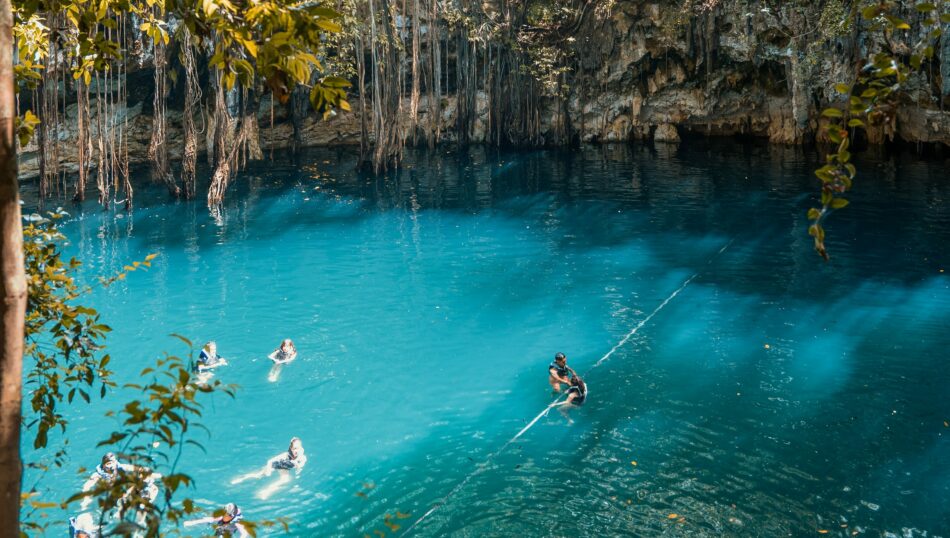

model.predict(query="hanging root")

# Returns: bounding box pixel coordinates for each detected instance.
[148,19,180,198]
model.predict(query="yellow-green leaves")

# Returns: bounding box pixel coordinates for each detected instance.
[310,76,352,116]
[811,0,948,260]
[16,110,41,147]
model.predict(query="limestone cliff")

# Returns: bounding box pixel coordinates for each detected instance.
[18,0,950,179]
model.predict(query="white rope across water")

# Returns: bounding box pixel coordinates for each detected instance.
[401,239,733,536]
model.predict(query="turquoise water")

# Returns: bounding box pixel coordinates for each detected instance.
[22,142,950,537]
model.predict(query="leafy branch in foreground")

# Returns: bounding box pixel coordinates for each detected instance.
[66,342,238,537]
[810,0,948,260]
[22,210,158,459]
[22,210,114,458]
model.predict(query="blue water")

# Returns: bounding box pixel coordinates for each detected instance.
[21,142,950,537]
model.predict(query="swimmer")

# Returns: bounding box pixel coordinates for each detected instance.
[268,339,297,364]
[563,372,587,406]
[557,373,587,423]
[548,352,572,393]
[194,341,228,373]
[230,437,307,499]
[267,339,297,382]
[183,503,249,537]
[80,452,156,511]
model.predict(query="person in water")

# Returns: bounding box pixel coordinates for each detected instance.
[79,452,161,511]
[183,503,249,537]
[557,372,587,424]
[563,372,587,406]
[267,339,297,382]
[230,437,307,499]
[548,352,572,392]
[194,341,228,373]
[268,339,298,364]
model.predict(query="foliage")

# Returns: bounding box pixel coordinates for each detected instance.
[65,342,238,537]
[17,215,288,536]
[809,0,949,260]
[12,0,352,146]
[19,211,167,534]
[21,211,119,459]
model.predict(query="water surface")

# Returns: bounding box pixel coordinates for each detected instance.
[22,142,950,537]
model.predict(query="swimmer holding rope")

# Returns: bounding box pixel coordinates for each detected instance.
[231,437,307,499]
[548,352,572,393]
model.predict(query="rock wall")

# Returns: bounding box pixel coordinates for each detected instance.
[561,0,950,146]
[18,0,950,179]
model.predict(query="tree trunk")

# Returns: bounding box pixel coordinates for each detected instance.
[0,0,26,534]
[240,86,264,162]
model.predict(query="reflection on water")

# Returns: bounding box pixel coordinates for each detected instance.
[20,141,950,537]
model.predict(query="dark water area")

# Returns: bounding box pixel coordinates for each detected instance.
[20,141,950,537]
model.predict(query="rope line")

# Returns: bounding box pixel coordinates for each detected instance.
[401,239,733,536]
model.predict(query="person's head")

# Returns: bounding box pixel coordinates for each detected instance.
[100,452,118,472]
[571,375,586,391]
[281,339,294,351]
[221,502,240,522]
[205,341,217,354]
[288,437,304,457]
[554,352,566,366]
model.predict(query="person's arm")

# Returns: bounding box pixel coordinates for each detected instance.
[549,367,570,384]
[295,454,308,474]
[183,516,218,527]
[268,350,279,362]
[79,475,98,510]
[235,522,251,538]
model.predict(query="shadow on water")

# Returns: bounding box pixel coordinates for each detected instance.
[307,272,950,537]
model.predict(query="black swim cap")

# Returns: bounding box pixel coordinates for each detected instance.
[555,352,566,360]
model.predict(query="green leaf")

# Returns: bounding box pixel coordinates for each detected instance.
[807,208,821,220]
[847,119,865,128]
[322,76,352,89]
[315,19,342,33]
[831,198,849,209]
[822,108,843,118]
[861,6,881,19]
[915,2,936,12]
[834,83,850,95]
[884,15,911,29]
